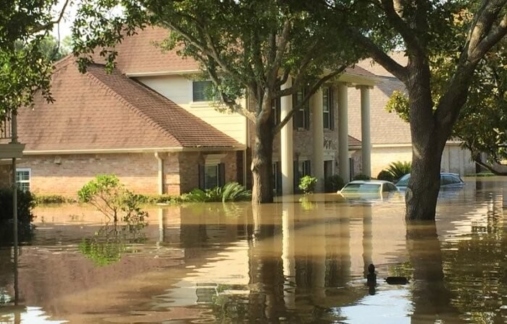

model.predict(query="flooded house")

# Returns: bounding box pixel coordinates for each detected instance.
[0,29,474,198]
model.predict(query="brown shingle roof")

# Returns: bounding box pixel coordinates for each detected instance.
[17,58,242,151]
[111,26,200,74]
[109,26,376,84]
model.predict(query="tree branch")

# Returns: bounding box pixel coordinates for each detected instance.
[30,0,72,34]
[347,28,408,81]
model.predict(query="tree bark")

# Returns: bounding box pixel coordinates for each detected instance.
[251,119,274,204]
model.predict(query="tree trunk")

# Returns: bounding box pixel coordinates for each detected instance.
[251,119,274,204]
[405,64,448,221]
[406,133,446,220]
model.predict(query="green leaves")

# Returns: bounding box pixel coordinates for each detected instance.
[0,0,64,115]
[78,174,148,223]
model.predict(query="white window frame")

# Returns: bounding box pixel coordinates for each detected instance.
[16,168,31,192]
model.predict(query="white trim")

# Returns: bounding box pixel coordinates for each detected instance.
[372,143,413,148]
[205,153,226,165]
[126,70,200,77]
[22,146,245,155]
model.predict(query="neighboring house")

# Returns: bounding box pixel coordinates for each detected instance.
[352,52,476,177]
[2,26,380,197]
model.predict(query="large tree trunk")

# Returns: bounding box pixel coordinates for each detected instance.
[251,119,274,204]
[405,63,448,221]
[406,132,446,220]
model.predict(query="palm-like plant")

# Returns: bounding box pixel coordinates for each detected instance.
[386,161,412,181]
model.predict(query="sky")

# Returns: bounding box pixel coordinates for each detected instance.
[51,0,77,40]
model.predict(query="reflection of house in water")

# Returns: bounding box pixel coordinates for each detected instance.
[4,200,416,321]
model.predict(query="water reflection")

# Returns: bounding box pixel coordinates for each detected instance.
[3,178,507,322]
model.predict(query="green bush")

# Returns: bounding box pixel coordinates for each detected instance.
[377,170,395,182]
[353,173,371,180]
[324,174,345,192]
[34,194,75,205]
[136,194,182,205]
[299,175,318,194]
[78,174,148,223]
[182,182,251,202]
[0,188,36,243]
[386,161,412,181]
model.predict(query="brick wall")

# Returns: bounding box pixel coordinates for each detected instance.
[15,150,242,198]
[17,151,239,198]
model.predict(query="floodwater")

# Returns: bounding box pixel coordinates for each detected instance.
[1,178,507,323]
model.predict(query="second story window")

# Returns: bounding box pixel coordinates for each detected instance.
[323,87,334,130]
[192,80,214,102]
[272,98,281,125]
[293,88,310,130]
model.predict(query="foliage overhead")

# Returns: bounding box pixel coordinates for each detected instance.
[0,0,70,116]
[72,0,362,128]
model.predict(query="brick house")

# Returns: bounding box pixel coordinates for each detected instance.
[2,26,381,198]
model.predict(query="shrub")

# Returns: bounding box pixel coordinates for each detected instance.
[221,182,252,202]
[386,161,412,181]
[182,182,251,202]
[353,173,371,180]
[78,174,148,223]
[34,194,74,205]
[324,174,345,193]
[299,175,318,194]
[136,194,182,205]
[0,188,36,243]
[377,170,395,182]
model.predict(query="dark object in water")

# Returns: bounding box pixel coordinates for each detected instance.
[366,264,376,286]
[385,276,409,285]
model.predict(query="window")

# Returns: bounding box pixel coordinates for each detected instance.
[272,161,282,195]
[323,87,334,130]
[16,168,30,192]
[198,163,225,190]
[293,88,310,130]
[192,80,214,102]
[271,98,281,126]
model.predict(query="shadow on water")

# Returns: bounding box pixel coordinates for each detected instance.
[4,177,507,322]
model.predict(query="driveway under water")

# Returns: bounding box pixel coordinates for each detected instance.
[1,177,507,323]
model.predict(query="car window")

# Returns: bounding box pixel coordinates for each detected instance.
[442,175,456,185]
[396,174,410,186]
[386,183,397,191]
[342,183,380,193]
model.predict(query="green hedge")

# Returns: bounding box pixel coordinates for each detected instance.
[0,188,36,244]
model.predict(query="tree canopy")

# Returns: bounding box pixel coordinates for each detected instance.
[0,0,71,116]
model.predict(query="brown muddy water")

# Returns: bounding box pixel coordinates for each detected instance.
[1,177,507,323]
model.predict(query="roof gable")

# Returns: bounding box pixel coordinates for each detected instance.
[17,59,241,152]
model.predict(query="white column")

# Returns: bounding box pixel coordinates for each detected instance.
[155,152,165,195]
[360,86,372,177]
[312,88,324,192]
[281,79,294,195]
[337,83,350,182]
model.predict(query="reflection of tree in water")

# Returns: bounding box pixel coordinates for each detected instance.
[441,195,507,322]
[78,216,148,266]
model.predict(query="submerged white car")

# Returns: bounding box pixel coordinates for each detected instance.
[337,180,400,200]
